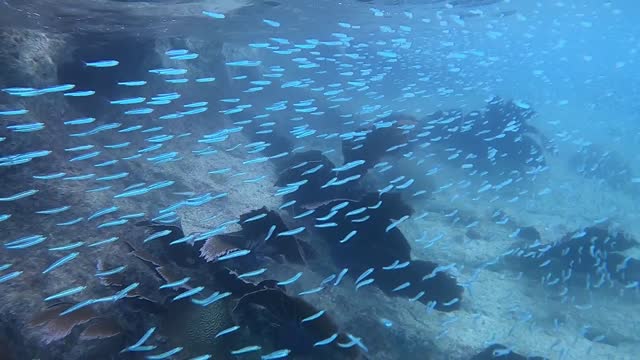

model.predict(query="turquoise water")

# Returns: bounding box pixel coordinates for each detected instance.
[0,1,638,359]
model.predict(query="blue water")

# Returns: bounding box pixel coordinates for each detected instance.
[0,1,639,359]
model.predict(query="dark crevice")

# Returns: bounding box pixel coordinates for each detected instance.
[56,34,160,114]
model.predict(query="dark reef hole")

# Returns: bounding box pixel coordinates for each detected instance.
[56,33,160,113]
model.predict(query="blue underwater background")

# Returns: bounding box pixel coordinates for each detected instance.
[0,0,639,359]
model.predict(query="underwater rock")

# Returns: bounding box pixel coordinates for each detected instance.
[136,220,202,268]
[232,288,361,359]
[470,344,547,360]
[238,207,313,264]
[517,226,542,243]
[341,115,416,176]
[276,150,355,207]
[374,259,463,311]
[28,303,98,344]
[314,192,413,269]
[312,192,463,311]
[202,207,313,270]
[424,97,549,175]
[0,29,65,89]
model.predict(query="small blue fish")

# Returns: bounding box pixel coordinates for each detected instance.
[189,356,212,360]
[0,189,38,202]
[88,206,119,221]
[65,145,94,152]
[392,282,411,292]
[0,271,23,283]
[238,268,267,278]
[36,206,71,215]
[88,237,119,248]
[146,347,183,360]
[143,230,172,243]
[385,215,410,232]
[263,19,281,27]
[41,84,76,94]
[42,252,79,274]
[159,277,190,289]
[113,282,140,300]
[298,286,324,296]
[59,299,97,316]
[5,235,47,249]
[170,53,199,60]
[173,286,205,301]
[215,325,240,338]
[314,333,338,347]
[202,11,225,19]
[70,151,101,162]
[49,241,85,251]
[301,310,325,323]
[216,249,251,261]
[356,278,375,290]
[0,109,28,116]
[96,265,126,278]
[125,108,154,115]
[85,60,119,67]
[44,286,86,301]
[64,90,95,97]
[98,219,129,229]
[96,172,129,181]
[334,268,349,286]
[33,172,65,180]
[277,272,303,286]
[277,227,305,237]
[110,96,146,105]
[261,349,291,359]
[192,291,231,306]
[7,123,45,133]
[122,327,156,352]
[340,230,358,243]
[243,213,267,223]
[165,49,189,56]
[118,81,147,86]
[409,291,425,302]
[226,60,262,67]
[356,268,374,284]
[230,346,261,355]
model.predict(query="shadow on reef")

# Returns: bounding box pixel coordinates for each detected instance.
[507,225,640,287]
